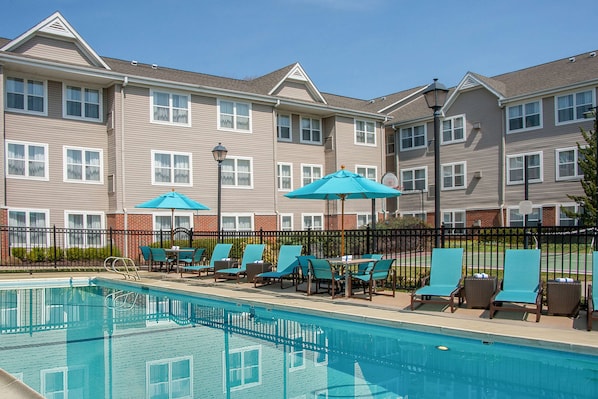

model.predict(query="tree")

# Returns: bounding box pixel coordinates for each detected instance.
[563,115,598,226]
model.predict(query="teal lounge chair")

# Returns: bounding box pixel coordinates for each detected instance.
[178,248,206,276]
[182,243,232,276]
[351,258,396,301]
[295,255,316,292]
[214,244,265,282]
[308,258,344,299]
[254,245,303,288]
[410,248,464,312]
[587,252,598,330]
[490,249,542,322]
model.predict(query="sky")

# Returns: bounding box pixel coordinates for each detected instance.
[2,0,597,100]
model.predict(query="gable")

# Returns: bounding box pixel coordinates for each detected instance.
[10,35,95,67]
[268,63,326,104]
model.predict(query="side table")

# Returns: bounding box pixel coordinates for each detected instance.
[546,280,581,317]
[246,262,272,283]
[213,259,236,273]
[464,276,497,309]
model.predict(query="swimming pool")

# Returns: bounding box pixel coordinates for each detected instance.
[0,278,597,398]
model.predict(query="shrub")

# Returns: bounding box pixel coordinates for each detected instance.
[11,247,27,261]
[47,247,65,262]
[27,247,47,262]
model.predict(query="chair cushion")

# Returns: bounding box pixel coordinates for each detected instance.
[415,284,458,297]
[495,290,539,304]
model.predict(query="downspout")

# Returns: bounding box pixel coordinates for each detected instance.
[1,65,6,208]
[273,99,280,229]
[499,103,506,226]
[121,77,128,254]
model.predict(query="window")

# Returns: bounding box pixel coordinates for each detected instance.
[222,157,252,188]
[151,90,190,125]
[277,163,293,191]
[400,124,426,150]
[66,212,104,248]
[288,335,306,371]
[218,99,250,131]
[507,153,542,184]
[224,346,261,391]
[64,147,103,183]
[0,291,19,329]
[6,141,48,180]
[357,213,372,228]
[402,211,426,221]
[556,90,594,124]
[355,120,375,145]
[507,101,541,132]
[147,357,192,399]
[146,295,175,326]
[277,114,291,141]
[42,367,86,399]
[400,167,427,191]
[152,151,191,186]
[356,166,376,181]
[280,214,293,231]
[300,117,321,143]
[443,210,466,234]
[442,162,466,190]
[222,214,253,231]
[508,207,542,227]
[301,164,322,187]
[64,85,101,120]
[556,147,584,180]
[154,212,192,240]
[442,115,465,143]
[6,76,46,114]
[386,133,395,155]
[9,209,48,247]
[302,214,323,230]
[559,204,584,226]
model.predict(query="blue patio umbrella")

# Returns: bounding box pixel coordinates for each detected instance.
[135,189,209,242]
[285,166,401,256]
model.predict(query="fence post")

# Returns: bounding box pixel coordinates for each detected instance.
[537,222,542,250]
[259,228,264,244]
[307,228,312,255]
[109,227,113,256]
[366,226,371,254]
[188,228,193,247]
[53,225,57,268]
[440,223,446,248]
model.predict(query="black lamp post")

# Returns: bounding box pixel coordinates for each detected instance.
[422,79,449,247]
[212,143,228,241]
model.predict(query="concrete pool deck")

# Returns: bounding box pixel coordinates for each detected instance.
[1,270,597,355]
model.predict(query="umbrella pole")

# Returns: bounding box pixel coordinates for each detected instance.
[171,208,175,244]
[340,196,345,258]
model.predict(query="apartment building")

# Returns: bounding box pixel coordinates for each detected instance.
[0,12,390,240]
[384,53,598,228]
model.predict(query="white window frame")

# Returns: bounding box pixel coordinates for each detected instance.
[151,150,192,187]
[150,89,191,126]
[355,165,377,181]
[63,83,102,121]
[506,152,543,185]
[299,116,322,144]
[65,211,105,248]
[8,208,50,248]
[63,146,103,184]
[5,76,47,115]
[288,334,306,372]
[153,211,193,239]
[354,119,376,146]
[441,161,466,190]
[508,206,542,227]
[401,211,427,221]
[558,203,584,226]
[277,113,292,141]
[6,140,49,181]
[223,345,262,392]
[302,214,323,230]
[0,290,20,328]
[280,213,293,231]
[399,124,426,151]
[41,366,87,399]
[400,166,427,192]
[301,164,322,187]
[218,99,251,132]
[222,156,253,188]
[507,100,542,133]
[146,356,193,399]
[441,115,466,144]
[555,89,594,125]
[277,162,293,191]
[221,213,254,231]
[556,147,584,181]
[386,132,395,155]
[357,213,372,228]
[442,210,466,234]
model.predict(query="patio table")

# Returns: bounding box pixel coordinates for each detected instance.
[327,257,375,298]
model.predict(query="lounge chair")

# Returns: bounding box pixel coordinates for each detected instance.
[295,255,316,292]
[308,258,344,299]
[214,244,265,282]
[587,252,598,331]
[351,258,396,300]
[148,247,174,272]
[182,243,232,276]
[139,245,151,269]
[489,249,543,322]
[410,248,464,312]
[178,248,206,276]
[254,245,303,288]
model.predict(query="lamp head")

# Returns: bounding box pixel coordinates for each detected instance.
[422,78,449,110]
[212,142,228,162]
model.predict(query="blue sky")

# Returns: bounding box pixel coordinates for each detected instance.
[2,0,596,99]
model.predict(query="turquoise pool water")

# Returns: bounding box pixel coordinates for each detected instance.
[0,278,597,398]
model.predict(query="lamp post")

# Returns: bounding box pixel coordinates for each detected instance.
[422,78,449,247]
[212,143,228,242]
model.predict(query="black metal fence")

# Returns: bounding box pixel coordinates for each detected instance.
[0,224,595,289]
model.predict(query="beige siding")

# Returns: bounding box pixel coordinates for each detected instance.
[272,81,318,102]
[11,36,95,67]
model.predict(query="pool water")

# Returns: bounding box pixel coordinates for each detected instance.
[0,278,597,399]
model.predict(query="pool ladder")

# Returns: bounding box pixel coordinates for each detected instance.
[104,256,140,280]
[105,290,139,311]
